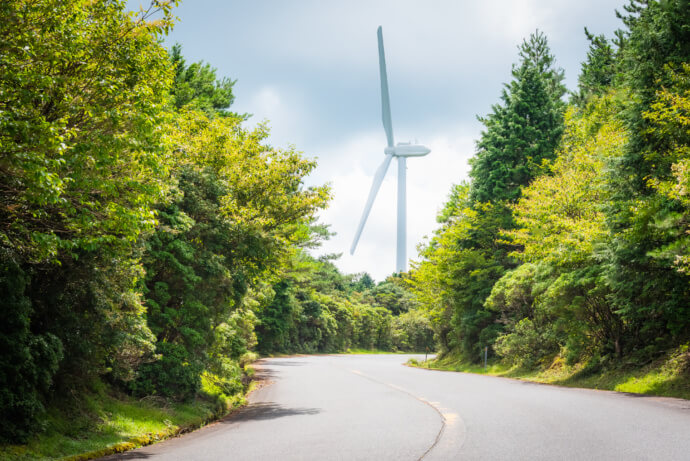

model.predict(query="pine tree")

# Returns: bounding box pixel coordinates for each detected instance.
[470,31,566,204]
[572,28,617,106]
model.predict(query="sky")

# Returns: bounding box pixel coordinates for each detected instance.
[133,0,628,281]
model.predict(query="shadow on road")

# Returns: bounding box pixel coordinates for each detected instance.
[102,452,153,460]
[252,367,278,380]
[225,402,320,422]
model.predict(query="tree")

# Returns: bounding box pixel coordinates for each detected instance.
[410,32,566,361]
[137,108,329,398]
[0,0,177,440]
[501,94,629,360]
[0,0,176,262]
[603,0,690,348]
[572,29,617,106]
[169,44,237,117]
[645,64,690,274]
[363,279,418,315]
[469,31,566,204]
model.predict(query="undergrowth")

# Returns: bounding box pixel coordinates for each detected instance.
[0,367,256,461]
[410,344,690,400]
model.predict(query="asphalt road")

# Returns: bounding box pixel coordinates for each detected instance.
[104,354,690,460]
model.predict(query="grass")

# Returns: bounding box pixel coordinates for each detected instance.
[343,348,412,355]
[1,370,256,461]
[409,344,690,400]
[262,348,421,356]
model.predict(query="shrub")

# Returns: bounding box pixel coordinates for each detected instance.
[494,318,558,368]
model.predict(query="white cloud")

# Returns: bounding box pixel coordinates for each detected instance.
[236,85,308,148]
[311,128,475,281]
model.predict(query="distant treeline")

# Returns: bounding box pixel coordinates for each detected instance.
[0,0,431,443]
[409,0,690,369]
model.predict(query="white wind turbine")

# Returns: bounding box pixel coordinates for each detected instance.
[350,26,430,273]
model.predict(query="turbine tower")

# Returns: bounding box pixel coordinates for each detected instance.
[350,26,430,273]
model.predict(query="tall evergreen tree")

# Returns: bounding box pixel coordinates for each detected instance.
[572,28,617,106]
[470,31,566,204]
[410,32,567,361]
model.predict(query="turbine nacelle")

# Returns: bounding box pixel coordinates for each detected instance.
[391,142,430,157]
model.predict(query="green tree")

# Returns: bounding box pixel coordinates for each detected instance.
[0,0,176,439]
[169,44,237,117]
[469,31,566,204]
[137,108,329,398]
[572,29,617,106]
[645,64,690,274]
[410,31,566,362]
[363,279,418,315]
[603,0,690,349]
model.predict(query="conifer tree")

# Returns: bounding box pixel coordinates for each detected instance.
[470,31,566,204]
[572,29,617,106]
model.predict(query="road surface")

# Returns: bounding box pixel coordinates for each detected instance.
[103,354,690,460]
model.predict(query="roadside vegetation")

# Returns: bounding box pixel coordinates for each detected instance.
[407,0,690,399]
[0,0,432,458]
[410,342,690,400]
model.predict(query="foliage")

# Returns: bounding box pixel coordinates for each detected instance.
[644,63,690,273]
[0,0,338,442]
[136,82,328,397]
[253,249,432,355]
[602,0,690,350]
[392,309,435,352]
[169,44,236,116]
[363,277,418,315]
[510,96,626,266]
[572,29,617,106]
[412,2,690,373]
[410,32,565,363]
[0,250,62,443]
[0,0,175,441]
[0,0,175,262]
[469,30,566,204]
[493,318,559,368]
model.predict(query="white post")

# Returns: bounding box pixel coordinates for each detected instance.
[396,156,407,273]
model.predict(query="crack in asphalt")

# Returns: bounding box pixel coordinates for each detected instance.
[347,368,453,460]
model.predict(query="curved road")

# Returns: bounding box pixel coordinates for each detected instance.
[104,354,690,460]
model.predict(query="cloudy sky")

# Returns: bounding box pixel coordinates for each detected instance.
[145,0,627,281]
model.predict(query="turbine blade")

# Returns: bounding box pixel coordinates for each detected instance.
[378,26,394,148]
[351,154,394,255]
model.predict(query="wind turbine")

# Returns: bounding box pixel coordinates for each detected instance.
[350,26,430,273]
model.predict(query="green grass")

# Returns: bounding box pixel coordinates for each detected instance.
[409,344,690,400]
[1,373,253,461]
[343,348,411,355]
[262,349,419,356]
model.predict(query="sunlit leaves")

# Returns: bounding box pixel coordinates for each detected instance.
[511,94,628,266]
[644,63,690,272]
[0,0,176,261]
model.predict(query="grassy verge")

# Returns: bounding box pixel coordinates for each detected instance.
[262,349,421,357]
[409,344,690,400]
[343,348,413,355]
[1,368,259,461]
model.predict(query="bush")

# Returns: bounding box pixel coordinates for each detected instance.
[0,252,62,442]
[392,310,435,352]
[132,343,202,401]
[493,318,558,368]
